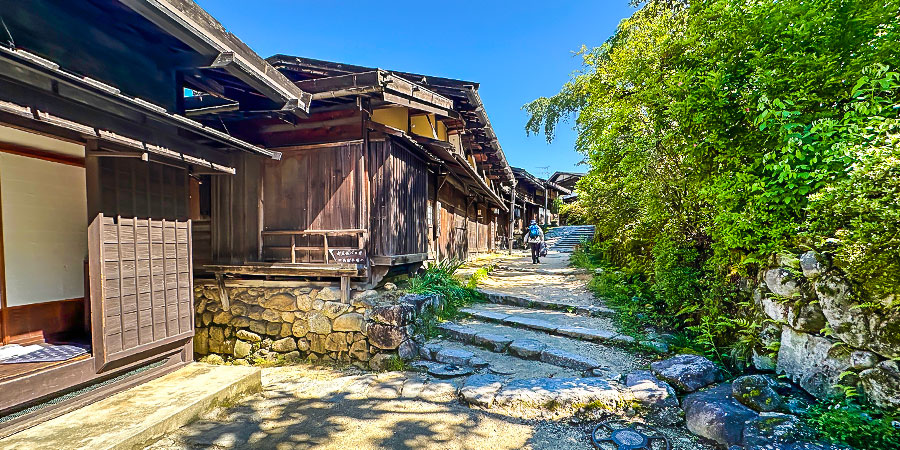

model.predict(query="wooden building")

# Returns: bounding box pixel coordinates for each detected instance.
[0,0,310,433]
[184,56,515,295]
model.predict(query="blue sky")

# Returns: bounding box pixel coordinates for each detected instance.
[197,1,636,177]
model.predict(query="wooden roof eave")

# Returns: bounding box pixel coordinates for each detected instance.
[119,0,311,117]
[0,46,281,161]
[295,71,459,119]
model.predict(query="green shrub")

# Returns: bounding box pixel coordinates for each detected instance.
[805,402,900,450]
[407,259,484,320]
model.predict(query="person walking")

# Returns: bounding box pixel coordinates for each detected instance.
[525,219,545,264]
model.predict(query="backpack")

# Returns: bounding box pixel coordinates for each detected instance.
[528,224,541,238]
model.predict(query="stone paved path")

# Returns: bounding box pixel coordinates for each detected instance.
[148,251,714,450]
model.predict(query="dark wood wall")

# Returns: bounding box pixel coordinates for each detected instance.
[209,154,262,265]
[369,138,428,257]
[95,157,189,220]
[262,142,366,262]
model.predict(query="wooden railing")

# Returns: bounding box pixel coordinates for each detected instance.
[261,228,367,264]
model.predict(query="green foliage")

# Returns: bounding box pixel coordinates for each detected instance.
[465,264,495,289]
[526,0,900,370]
[407,259,484,320]
[805,402,900,450]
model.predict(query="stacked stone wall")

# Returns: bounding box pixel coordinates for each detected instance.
[750,251,900,410]
[192,282,442,370]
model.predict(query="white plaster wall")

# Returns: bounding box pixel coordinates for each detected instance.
[1,153,87,306]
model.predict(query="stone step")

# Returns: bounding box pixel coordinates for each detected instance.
[458,304,668,353]
[434,320,649,375]
[459,374,633,417]
[0,364,261,450]
[418,339,581,379]
[478,289,617,319]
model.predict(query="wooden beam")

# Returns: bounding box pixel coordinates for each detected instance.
[370,253,428,266]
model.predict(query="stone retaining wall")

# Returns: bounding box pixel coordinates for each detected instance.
[192,282,442,370]
[751,251,900,410]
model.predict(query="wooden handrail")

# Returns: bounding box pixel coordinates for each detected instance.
[261,228,368,264]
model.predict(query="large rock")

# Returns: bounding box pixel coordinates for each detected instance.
[292,317,310,337]
[492,377,631,412]
[650,354,720,393]
[235,330,262,343]
[322,301,350,319]
[460,374,504,408]
[860,360,900,410]
[370,304,414,326]
[193,328,209,355]
[316,287,342,301]
[759,295,826,334]
[508,339,546,359]
[539,347,601,371]
[815,275,900,359]
[434,348,475,366]
[776,326,853,400]
[368,324,407,350]
[799,251,827,279]
[732,375,783,412]
[233,340,252,359]
[472,332,514,352]
[271,337,297,353]
[308,312,332,334]
[260,293,296,311]
[626,371,678,409]
[625,370,681,424]
[741,413,816,450]
[333,313,366,332]
[765,268,803,298]
[682,384,758,447]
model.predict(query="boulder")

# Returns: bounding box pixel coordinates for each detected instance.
[368,324,407,350]
[860,360,900,410]
[233,340,252,359]
[776,326,854,400]
[272,337,297,353]
[296,294,314,311]
[193,328,209,355]
[799,251,827,279]
[434,348,474,366]
[322,301,350,319]
[230,317,251,328]
[370,304,414,326]
[333,313,366,332]
[368,353,395,371]
[850,350,880,370]
[759,295,826,334]
[626,370,678,409]
[292,317,310,337]
[815,275,900,359]
[266,321,281,336]
[741,413,816,450]
[316,287,342,301]
[650,354,720,393]
[212,310,233,325]
[308,312,332,334]
[473,333,514,352]
[508,339,546,359]
[208,327,225,354]
[248,320,267,335]
[397,339,418,360]
[324,333,349,352]
[764,268,803,298]
[235,330,262,343]
[349,340,369,361]
[682,384,758,447]
[460,374,504,408]
[732,375,783,412]
[260,293,296,311]
[307,334,326,354]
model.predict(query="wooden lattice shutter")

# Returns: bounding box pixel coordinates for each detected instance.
[88,213,194,372]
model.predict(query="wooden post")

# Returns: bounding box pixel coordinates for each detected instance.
[215,272,231,311]
[290,235,296,264]
[323,234,329,263]
[544,186,549,225]
[508,182,516,255]
[340,276,350,304]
